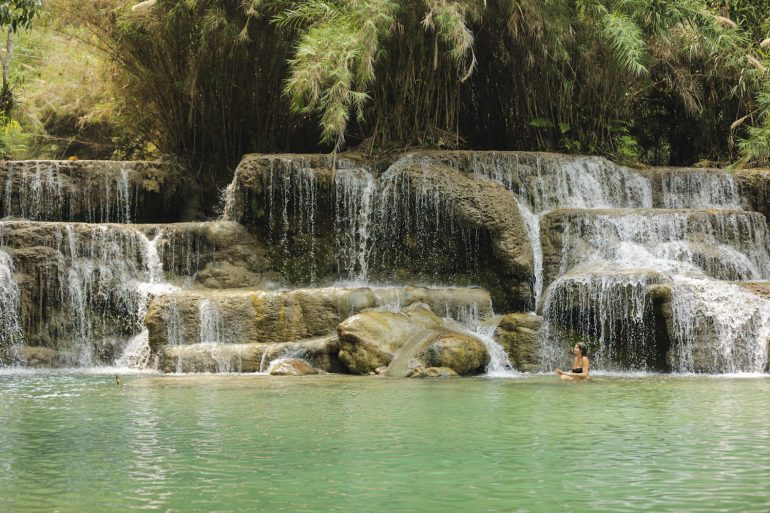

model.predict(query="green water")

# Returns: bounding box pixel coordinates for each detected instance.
[1,372,770,513]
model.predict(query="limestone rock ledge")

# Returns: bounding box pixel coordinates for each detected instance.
[146,286,493,352]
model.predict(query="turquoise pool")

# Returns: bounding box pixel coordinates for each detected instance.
[1,371,769,513]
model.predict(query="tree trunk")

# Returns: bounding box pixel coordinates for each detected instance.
[2,29,13,94]
[0,29,14,114]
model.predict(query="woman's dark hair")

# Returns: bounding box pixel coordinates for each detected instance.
[576,342,588,357]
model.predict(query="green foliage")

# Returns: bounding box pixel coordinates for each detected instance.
[739,87,770,166]
[0,0,42,32]
[277,0,398,149]
[13,0,770,176]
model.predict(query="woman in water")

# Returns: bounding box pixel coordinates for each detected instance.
[555,342,589,381]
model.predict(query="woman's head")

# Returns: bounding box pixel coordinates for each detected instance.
[573,342,587,357]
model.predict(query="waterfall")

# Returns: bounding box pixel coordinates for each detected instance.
[660,169,740,209]
[370,159,482,280]
[33,225,177,367]
[0,250,23,364]
[539,267,661,371]
[556,211,770,282]
[264,159,319,282]
[335,169,376,282]
[669,277,770,373]
[198,299,224,345]
[0,161,139,223]
[464,153,655,309]
[116,232,177,369]
[452,302,516,376]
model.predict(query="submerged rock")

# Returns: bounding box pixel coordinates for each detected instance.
[268,358,322,376]
[16,346,60,367]
[405,366,459,378]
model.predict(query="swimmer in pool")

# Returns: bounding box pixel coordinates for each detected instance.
[555,342,589,381]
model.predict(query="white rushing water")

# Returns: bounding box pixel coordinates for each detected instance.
[198,299,224,345]
[335,169,376,281]
[0,250,23,363]
[1,161,138,223]
[669,277,770,373]
[116,232,178,369]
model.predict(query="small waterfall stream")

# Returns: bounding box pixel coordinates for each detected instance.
[0,250,23,362]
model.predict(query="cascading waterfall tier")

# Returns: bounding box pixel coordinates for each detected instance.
[538,266,668,371]
[3,152,769,374]
[0,219,258,366]
[413,151,769,373]
[222,153,533,310]
[668,277,770,373]
[0,160,184,223]
[543,209,770,285]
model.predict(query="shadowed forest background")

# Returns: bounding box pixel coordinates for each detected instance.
[1,0,768,212]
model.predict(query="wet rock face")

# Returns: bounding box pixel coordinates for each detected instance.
[223,152,534,310]
[378,161,533,310]
[0,160,187,223]
[736,168,770,226]
[494,313,542,373]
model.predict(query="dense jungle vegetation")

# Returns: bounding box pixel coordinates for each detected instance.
[1,0,768,200]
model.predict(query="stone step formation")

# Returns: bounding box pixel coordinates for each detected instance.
[1,153,769,374]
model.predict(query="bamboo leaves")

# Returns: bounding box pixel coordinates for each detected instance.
[279,0,397,149]
[599,11,649,76]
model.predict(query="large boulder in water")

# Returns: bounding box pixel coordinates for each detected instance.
[423,335,489,375]
[337,303,490,376]
[337,304,442,374]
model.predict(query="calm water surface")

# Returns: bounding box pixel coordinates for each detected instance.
[1,371,769,513]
